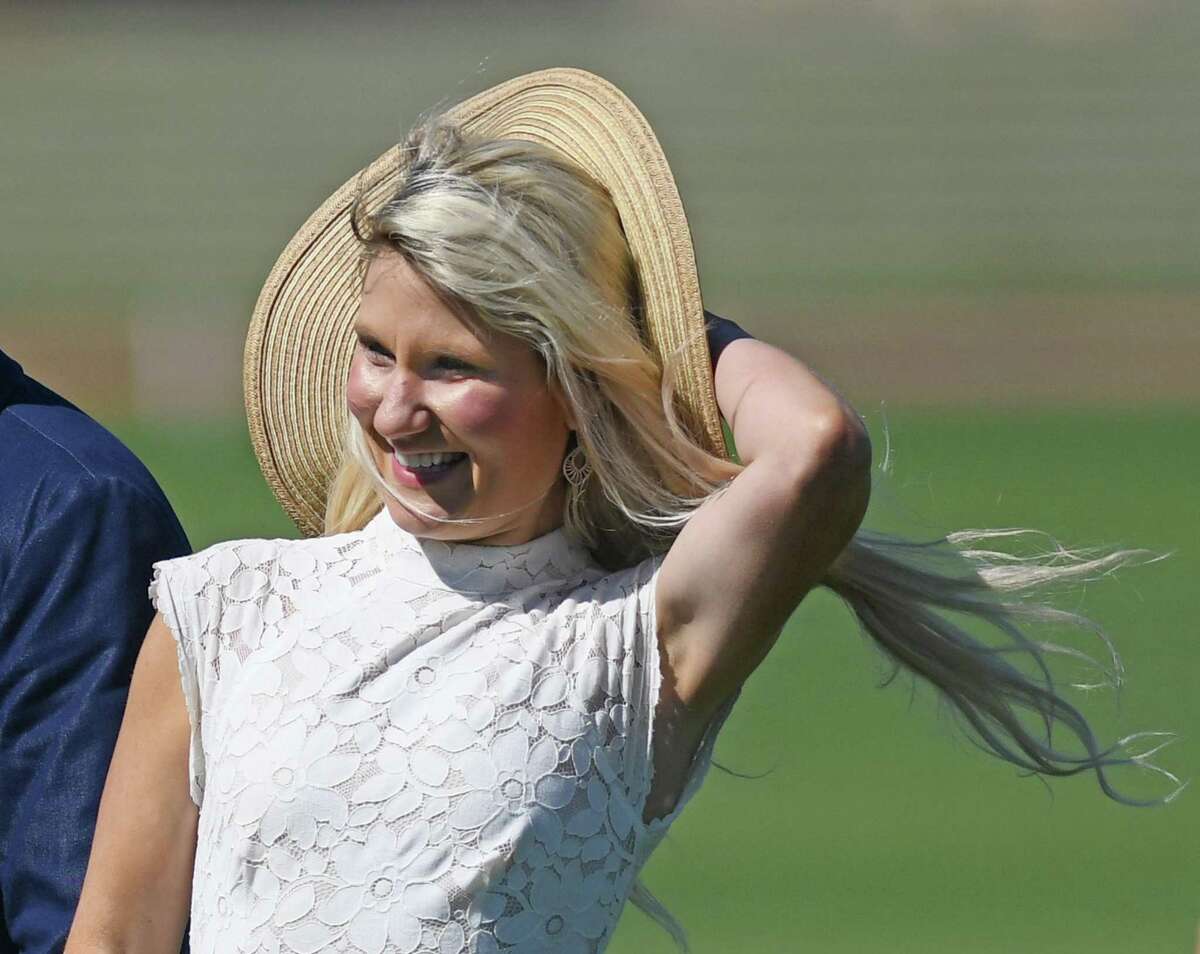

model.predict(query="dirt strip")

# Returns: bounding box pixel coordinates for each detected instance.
[755,291,1200,408]
[2,292,1197,417]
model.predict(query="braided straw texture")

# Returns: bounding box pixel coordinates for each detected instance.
[245,67,725,537]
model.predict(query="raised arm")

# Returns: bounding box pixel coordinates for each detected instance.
[64,612,198,954]
[644,331,871,818]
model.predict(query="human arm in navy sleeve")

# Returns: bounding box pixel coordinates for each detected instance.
[703,310,756,372]
[0,473,190,954]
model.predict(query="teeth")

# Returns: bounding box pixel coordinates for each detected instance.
[395,451,466,468]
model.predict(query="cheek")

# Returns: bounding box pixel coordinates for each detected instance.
[345,358,380,421]
[451,389,514,434]
[453,387,565,463]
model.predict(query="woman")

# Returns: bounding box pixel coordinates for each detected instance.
[66,69,1177,954]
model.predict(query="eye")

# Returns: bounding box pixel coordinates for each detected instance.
[435,355,474,373]
[356,336,392,362]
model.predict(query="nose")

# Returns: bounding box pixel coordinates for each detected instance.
[372,368,435,441]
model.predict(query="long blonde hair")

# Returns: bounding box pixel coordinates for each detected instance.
[326,113,737,570]
[325,111,1182,951]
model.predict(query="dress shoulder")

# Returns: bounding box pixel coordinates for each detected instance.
[150,525,373,606]
[146,525,374,809]
[148,525,378,665]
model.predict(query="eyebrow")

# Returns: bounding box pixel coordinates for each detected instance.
[352,327,388,350]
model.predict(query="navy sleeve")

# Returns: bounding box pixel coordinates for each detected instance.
[0,474,190,953]
[703,310,756,372]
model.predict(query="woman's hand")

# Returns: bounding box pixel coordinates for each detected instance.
[64,613,198,954]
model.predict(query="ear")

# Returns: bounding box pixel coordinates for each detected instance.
[548,378,578,432]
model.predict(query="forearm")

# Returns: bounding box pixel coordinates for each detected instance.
[713,334,869,471]
[711,333,873,584]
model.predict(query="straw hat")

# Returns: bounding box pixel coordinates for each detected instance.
[245,66,726,537]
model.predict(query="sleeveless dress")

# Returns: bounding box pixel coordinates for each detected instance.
[149,508,739,954]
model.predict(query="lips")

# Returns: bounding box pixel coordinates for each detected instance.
[389,450,469,488]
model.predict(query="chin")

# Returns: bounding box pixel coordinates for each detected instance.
[381,497,448,537]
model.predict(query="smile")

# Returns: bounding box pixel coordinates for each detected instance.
[390,451,469,489]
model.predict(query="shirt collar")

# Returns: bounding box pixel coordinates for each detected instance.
[0,349,24,410]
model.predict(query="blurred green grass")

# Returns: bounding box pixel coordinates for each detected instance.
[109,406,1198,953]
[13,3,1196,948]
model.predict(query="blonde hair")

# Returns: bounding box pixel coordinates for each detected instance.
[326,113,737,570]
[324,111,1182,951]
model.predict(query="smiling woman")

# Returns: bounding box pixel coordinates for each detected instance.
[344,253,577,547]
[65,68,1180,954]
[322,106,728,572]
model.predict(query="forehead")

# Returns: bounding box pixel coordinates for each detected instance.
[356,254,494,352]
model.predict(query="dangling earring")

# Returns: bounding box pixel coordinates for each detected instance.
[562,442,592,490]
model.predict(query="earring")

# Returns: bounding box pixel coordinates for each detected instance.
[562,444,592,490]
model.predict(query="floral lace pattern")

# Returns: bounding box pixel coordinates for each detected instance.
[150,510,735,954]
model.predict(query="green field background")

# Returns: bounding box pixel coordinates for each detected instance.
[5,3,1198,951]
[109,409,1198,953]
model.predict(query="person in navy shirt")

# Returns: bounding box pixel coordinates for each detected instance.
[0,347,191,953]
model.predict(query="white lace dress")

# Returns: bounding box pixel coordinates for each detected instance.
[149,508,738,954]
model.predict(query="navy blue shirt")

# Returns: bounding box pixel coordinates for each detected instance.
[0,349,191,953]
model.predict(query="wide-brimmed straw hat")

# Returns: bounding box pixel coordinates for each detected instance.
[245,66,726,537]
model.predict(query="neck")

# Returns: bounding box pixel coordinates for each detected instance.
[384,479,569,548]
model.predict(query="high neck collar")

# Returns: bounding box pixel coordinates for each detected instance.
[365,508,597,595]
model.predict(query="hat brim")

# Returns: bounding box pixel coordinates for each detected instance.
[245,67,725,537]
